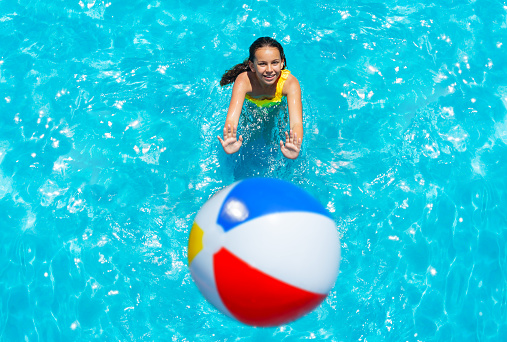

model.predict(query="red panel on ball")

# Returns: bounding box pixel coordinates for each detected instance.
[214,248,327,327]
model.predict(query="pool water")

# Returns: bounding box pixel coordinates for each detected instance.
[1,0,507,341]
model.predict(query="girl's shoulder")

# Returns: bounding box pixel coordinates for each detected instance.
[234,71,253,92]
[282,72,301,96]
[236,71,252,85]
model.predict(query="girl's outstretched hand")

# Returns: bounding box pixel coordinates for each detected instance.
[280,130,302,159]
[218,124,243,154]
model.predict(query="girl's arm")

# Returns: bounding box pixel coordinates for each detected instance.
[280,75,303,159]
[285,75,303,139]
[224,72,249,127]
[217,72,250,154]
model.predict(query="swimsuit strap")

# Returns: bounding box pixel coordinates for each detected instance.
[274,69,291,100]
[245,69,291,108]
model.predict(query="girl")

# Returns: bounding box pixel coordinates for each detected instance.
[217,37,303,160]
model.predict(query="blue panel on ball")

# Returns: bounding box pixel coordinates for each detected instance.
[217,178,331,232]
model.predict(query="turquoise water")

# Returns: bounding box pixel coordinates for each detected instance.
[1,0,507,340]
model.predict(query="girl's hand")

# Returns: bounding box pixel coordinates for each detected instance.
[280,130,302,159]
[218,124,243,154]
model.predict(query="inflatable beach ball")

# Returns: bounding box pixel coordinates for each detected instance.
[187,178,340,327]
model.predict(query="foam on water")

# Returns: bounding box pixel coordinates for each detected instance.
[1,0,507,341]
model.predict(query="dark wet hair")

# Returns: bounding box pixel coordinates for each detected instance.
[220,37,286,87]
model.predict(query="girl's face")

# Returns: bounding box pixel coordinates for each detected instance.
[249,47,284,87]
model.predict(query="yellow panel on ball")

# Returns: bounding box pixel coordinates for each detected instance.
[188,222,204,265]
